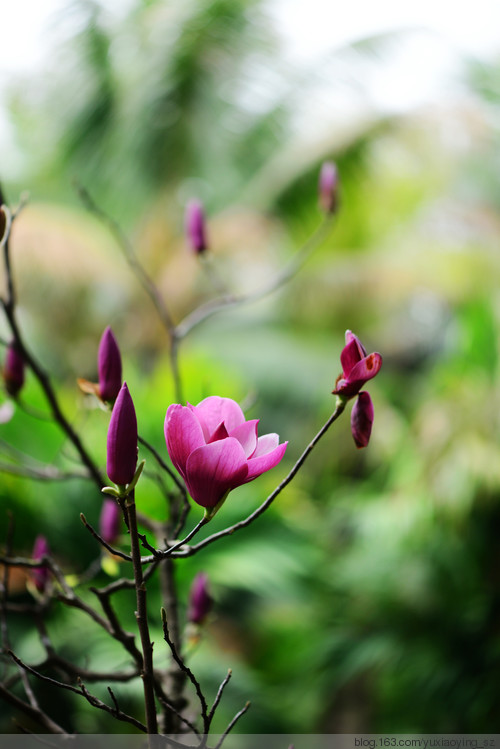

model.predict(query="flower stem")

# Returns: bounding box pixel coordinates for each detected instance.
[125,490,158,736]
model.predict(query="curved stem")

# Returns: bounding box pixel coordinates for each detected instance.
[175,216,334,339]
[171,399,346,558]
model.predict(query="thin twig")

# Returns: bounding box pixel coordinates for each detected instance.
[8,651,147,732]
[147,399,347,560]
[161,607,209,734]
[138,435,187,496]
[80,513,132,561]
[156,692,201,737]
[75,182,183,403]
[175,216,334,339]
[207,669,232,729]
[0,461,90,482]
[213,702,251,749]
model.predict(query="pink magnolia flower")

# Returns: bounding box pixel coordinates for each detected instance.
[31,535,50,593]
[332,330,382,399]
[98,326,122,403]
[351,391,374,448]
[106,382,138,486]
[185,199,208,254]
[165,396,288,511]
[188,572,213,625]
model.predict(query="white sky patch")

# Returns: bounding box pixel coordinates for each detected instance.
[0,0,499,178]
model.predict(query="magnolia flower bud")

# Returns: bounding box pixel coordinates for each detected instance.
[185,200,208,254]
[106,382,138,486]
[99,498,122,545]
[3,341,25,396]
[351,391,374,448]
[319,161,339,214]
[31,535,50,593]
[188,572,213,625]
[98,327,122,403]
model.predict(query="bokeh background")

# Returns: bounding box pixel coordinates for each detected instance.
[1,0,500,734]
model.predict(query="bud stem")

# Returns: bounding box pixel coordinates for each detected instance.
[124,489,158,735]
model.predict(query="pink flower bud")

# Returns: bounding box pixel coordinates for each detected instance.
[188,572,213,625]
[185,200,208,254]
[351,391,374,448]
[319,161,339,214]
[98,327,122,403]
[333,330,382,399]
[106,382,138,486]
[31,535,50,593]
[3,341,25,396]
[99,498,122,545]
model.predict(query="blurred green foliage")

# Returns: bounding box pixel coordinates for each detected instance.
[2,0,500,735]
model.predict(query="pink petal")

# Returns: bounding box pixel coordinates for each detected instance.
[165,404,206,479]
[229,419,259,458]
[340,337,363,377]
[192,396,246,437]
[245,440,288,482]
[251,432,279,457]
[351,391,374,448]
[185,437,248,508]
[345,330,367,356]
[208,421,230,443]
[347,352,382,387]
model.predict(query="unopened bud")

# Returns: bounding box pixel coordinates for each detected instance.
[106,382,138,486]
[99,498,122,545]
[185,200,208,254]
[3,341,25,397]
[31,535,50,593]
[351,391,374,448]
[188,572,213,625]
[319,161,339,214]
[98,326,122,403]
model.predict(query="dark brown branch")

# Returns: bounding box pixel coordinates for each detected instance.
[8,651,147,732]
[125,490,158,734]
[80,513,132,561]
[0,682,69,734]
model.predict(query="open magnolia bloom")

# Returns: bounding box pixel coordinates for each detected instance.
[165,396,288,514]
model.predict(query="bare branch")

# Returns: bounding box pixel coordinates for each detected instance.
[161,607,209,734]
[214,701,251,749]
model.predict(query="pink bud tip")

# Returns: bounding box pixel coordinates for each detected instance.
[3,341,25,396]
[106,382,138,486]
[351,391,374,448]
[185,200,208,254]
[99,498,122,545]
[98,327,122,402]
[188,572,213,625]
[31,535,50,593]
[319,161,339,214]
